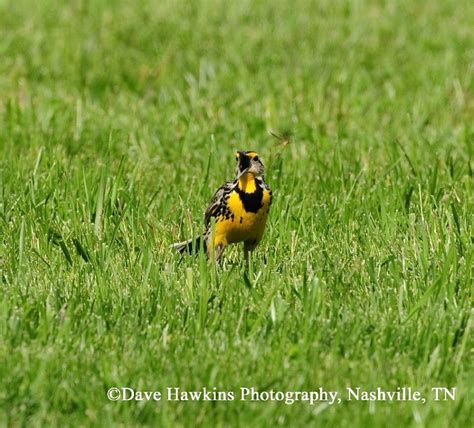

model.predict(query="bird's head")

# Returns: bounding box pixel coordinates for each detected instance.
[235,151,265,179]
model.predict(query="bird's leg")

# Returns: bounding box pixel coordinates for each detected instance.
[205,226,225,265]
[243,246,251,269]
[244,241,258,271]
[215,243,226,265]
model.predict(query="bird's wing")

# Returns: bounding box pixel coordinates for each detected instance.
[257,177,273,204]
[204,181,235,227]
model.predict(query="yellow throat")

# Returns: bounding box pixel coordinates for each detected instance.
[238,172,257,193]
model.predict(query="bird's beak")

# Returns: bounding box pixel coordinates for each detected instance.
[236,167,250,179]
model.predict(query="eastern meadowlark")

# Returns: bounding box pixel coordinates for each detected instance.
[172,151,272,262]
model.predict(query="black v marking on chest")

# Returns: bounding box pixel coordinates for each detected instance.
[236,185,264,213]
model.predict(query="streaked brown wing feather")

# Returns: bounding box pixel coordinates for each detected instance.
[204,181,234,227]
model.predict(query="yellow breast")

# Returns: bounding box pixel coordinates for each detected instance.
[213,187,271,246]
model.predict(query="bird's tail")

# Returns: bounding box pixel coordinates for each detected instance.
[171,236,206,255]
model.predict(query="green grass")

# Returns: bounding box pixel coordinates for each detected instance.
[1,0,473,426]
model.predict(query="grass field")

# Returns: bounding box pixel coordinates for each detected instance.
[1,0,473,426]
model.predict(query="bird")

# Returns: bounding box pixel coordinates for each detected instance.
[172,151,272,263]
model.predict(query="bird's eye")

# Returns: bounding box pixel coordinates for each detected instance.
[235,157,239,161]
[254,156,259,162]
